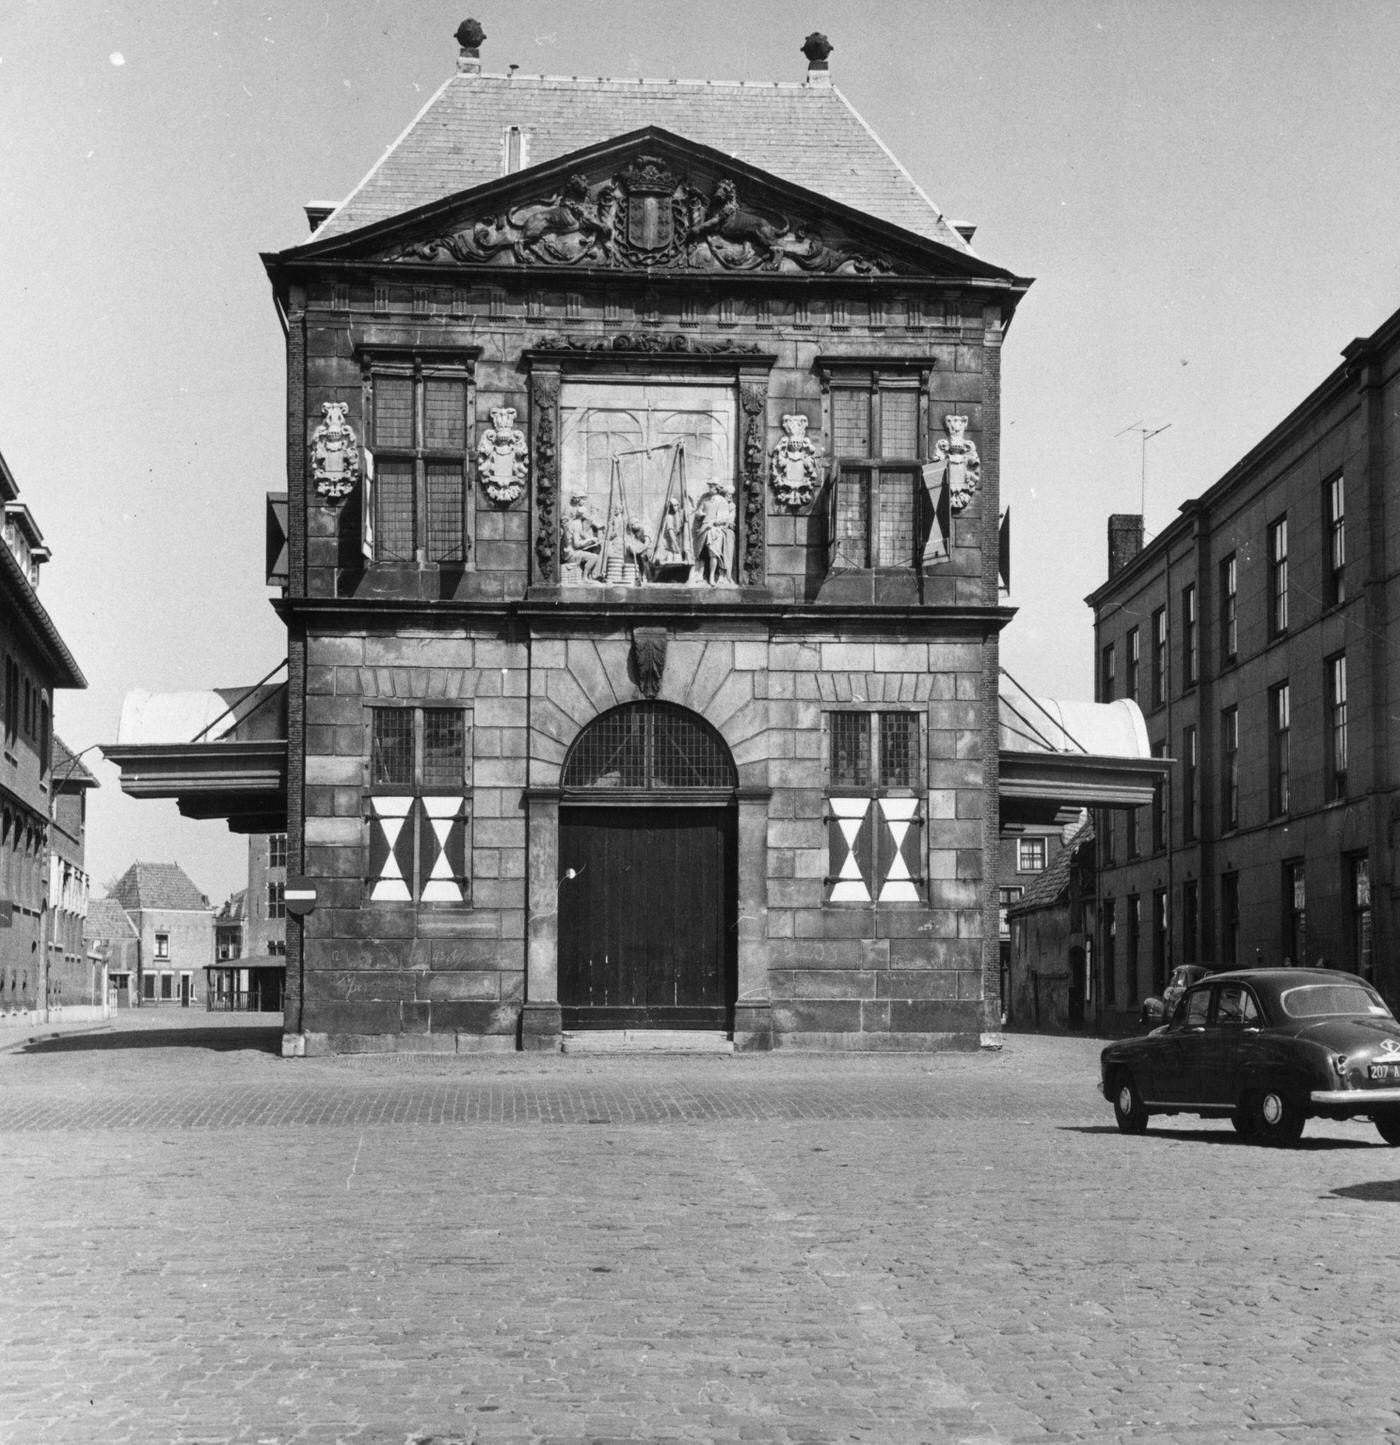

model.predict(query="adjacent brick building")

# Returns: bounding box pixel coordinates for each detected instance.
[252,25,1034,1054]
[1089,298,1400,1030]
[0,448,88,1018]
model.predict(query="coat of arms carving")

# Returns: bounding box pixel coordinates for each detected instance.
[930,416,981,512]
[477,406,529,505]
[769,414,823,508]
[394,160,896,276]
[310,401,361,501]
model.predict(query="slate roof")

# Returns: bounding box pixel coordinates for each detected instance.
[1008,817,1095,917]
[106,862,212,914]
[312,71,973,252]
[52,735,99,788]
[84,896,137,941]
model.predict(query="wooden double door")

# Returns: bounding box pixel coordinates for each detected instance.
[558,804,737,1030]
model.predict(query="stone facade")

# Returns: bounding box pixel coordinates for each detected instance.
[265,37,1030,1054]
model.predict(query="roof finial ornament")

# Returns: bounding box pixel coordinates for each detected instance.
[456,18,486,75]
[801,31,833,84]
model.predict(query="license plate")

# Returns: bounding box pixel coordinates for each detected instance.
[1369,1063,1400,1081]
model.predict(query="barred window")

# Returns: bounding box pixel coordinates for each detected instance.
[561,703,735,792]
[363,361,471,566]
[827,377,925,571]
[826,711,924,904]
[366,706,471,905]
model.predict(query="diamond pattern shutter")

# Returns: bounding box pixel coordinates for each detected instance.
[828,797,872,903]
[418,797,468,902]
[875,797,922,903]
[368,796,415,902]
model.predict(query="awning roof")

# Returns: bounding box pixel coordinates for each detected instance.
[102,675,288,835]
[998,681,1167,829]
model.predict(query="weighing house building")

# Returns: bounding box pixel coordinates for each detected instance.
[252,24,1036,1054]
[112,26,1180,1054]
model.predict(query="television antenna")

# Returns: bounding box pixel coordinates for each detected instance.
[1116,420,1172,517]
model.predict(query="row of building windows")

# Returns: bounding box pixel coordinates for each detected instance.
[1103,652,1350,863]
[1101,853,1371,1002]
[141,970,196,1003]
[359,367,946,575]
[1101,476,1348,711]
[362,703,932,907]
[0,809,46,911]
[2,652,48,762]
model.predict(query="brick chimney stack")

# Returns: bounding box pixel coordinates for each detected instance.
[1108,514,1145,577]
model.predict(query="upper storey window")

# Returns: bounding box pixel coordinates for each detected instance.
[558,382,737,586]
[1325,474,1346,606]
[363,360,471,566]
[1268,515,1289,637]
[828,378,923,569]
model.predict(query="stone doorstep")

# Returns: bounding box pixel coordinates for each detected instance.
[560,1029,735,1056]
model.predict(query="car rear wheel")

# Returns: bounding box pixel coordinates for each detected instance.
[1374,1109,1400,1146]
[1112,1071,1149,1135]
[1230,1103,1255,1139]
[1248,1088,1305,1147]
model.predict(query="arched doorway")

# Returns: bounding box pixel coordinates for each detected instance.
[558,702,738,1030]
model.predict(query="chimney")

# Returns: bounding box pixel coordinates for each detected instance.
[456,17,485,75]
[1108,514,1145,577]
[801,31,833,85]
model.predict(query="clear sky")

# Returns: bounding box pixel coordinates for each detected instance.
[3,0,1399,904]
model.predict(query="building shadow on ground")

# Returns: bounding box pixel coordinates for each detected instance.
[1327,1180,1400,1202]
[18,1027,282,1056]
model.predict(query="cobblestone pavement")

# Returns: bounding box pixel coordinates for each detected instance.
[3,1016,1400,1445]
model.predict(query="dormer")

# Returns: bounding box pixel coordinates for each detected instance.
[4,502,49,588]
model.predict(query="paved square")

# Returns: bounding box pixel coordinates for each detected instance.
[3,1017,1399,1443]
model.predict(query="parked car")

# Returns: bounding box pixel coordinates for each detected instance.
[1101,968,1400,1147]
[1139,963,1220,1029]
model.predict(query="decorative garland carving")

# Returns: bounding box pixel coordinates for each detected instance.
[393,162,898,276]
[531,375,560,580]
[532,332,764,356]
[769,413,823,508]
[309,401,361,502]
[740,383,768,585]
[476,406,528,505]
[932,415,981,512]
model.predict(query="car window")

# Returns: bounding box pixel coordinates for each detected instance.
[1213,985,1259,1026]
[1184,988,1211,1026]
[1280,982,1393,1019]
[1216,984,1246,1025]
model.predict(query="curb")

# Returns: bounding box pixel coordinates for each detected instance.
[0,1021,116,1055]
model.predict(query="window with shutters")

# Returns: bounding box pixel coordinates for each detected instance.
[825,710,924,904]
[365,706,471,904]
[826,376,926,570]
[361,358,472,567]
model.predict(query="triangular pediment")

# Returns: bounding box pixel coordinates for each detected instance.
[274,128,1016,283]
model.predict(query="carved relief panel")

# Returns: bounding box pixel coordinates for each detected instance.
[556,382,738,587]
